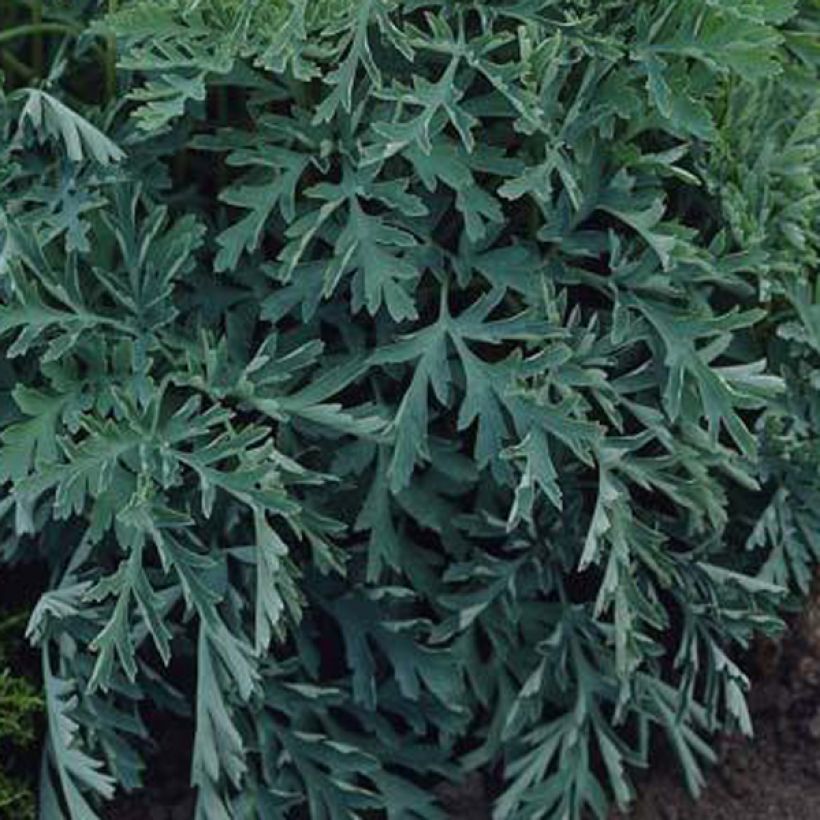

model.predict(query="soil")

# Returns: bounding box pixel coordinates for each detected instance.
[612,579,820,820]
[614,667,820,820]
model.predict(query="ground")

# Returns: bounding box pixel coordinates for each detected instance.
[617,669,820,820]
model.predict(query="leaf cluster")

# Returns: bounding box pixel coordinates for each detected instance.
[0,611,43,820]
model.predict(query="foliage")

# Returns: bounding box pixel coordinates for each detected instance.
[0,611,43,820]
[0,1,818,818]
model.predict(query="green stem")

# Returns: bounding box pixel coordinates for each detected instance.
[0,50,35,82]
[32,0,43,77]
[106,0,118,102]
[0,611,29,637]
[0,22,80,46]
[216,84,229,221]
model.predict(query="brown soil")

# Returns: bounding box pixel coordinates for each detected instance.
[614,577,820,820]
[616,676,820,820]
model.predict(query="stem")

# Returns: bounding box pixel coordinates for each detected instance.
[216,84,229,225]
[0,50,35,82]
[0,611,29,636]
[32,0,43,77]
[106,0,119,102]
[0,23,80,47]
[173,145,189,189]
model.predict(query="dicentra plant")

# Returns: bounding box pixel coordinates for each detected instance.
[0,1,818,818]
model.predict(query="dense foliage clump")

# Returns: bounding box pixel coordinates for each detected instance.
[0,610,42,820]
[0,1,818,818]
